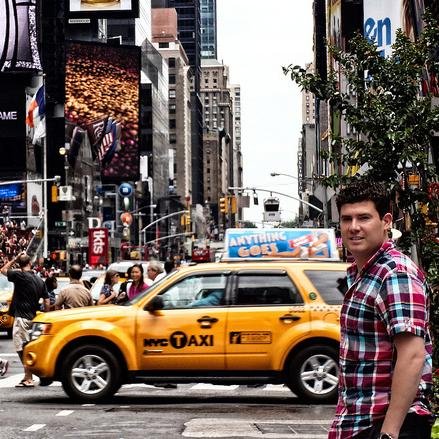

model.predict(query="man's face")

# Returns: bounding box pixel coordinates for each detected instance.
[340,200,392,267]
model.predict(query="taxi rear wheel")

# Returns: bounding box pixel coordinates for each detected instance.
[286,345,339,403]
[61,344,121,402]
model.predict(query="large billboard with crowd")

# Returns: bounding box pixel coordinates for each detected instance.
[65,41,140,181]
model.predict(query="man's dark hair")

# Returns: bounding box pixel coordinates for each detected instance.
[17,254,31,268]
[336,180,390,219]
[69,264,83,280]
[45,276,58,291]
[164,260,175,274]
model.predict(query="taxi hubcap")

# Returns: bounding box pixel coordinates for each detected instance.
[300,354,338,395]
[71,354,110,394]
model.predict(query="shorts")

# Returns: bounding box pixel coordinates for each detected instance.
[12,317,32,352]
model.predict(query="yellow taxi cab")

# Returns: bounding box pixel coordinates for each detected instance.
[23,229,348,403]
[0,274,14,338]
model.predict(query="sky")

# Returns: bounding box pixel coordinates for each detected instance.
[216,0,314,224]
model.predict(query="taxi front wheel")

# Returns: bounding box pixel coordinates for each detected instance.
[61,344,122,403]
[286,345,339,403]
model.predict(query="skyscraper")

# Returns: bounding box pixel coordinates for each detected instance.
[200,0,217,59]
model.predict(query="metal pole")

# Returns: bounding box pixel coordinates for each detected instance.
[140,210,189,232]
[228,186,323,214]
[43,135,48,258]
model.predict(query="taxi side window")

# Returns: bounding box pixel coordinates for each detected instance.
[160,274,227,309]
[234,274,303,306]
[304,270,347,305]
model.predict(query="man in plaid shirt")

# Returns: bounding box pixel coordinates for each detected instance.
[329,181,433,439]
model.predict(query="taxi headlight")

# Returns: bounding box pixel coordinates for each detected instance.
[30,322,52,341]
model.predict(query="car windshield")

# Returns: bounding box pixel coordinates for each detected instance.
[130,270,179,305]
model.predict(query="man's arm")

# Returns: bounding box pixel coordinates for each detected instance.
[42,298,50,312]
[0,253,20,275]
[380,333,426,438]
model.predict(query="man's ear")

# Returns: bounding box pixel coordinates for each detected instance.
[383,212,393,231]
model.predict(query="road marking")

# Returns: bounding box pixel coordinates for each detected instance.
[56,410,74,416]
[82,403,96,407]
[191,383,240,390]
[23,424,46,432]
[0,353,19,357]
[183,418,330,438]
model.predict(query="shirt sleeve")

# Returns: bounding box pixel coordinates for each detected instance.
[378,271,428,339]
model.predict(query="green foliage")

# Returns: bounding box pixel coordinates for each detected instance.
[285,12,439,412]
[280,219,300,228]
[283,11,439,264]
[239,221,257,228]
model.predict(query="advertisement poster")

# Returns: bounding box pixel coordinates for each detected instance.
[26,181,43,228]
[65,41,140,181]
[224,228,339,260]
[0,0,42,72]
[363,0,402,57]
[68,0,139,18]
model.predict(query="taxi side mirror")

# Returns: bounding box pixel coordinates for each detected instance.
[147,296,164,312]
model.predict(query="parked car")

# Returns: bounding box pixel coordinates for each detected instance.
[23,258,348,403]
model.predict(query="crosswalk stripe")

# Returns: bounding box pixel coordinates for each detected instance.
[23,424,46,432]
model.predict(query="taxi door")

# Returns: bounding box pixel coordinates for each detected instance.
[225,270,310,370]
[136,273,229,370]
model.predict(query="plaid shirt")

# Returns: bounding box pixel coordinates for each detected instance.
[328,240,432,439]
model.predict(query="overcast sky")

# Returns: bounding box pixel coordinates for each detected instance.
[217,0,314,224]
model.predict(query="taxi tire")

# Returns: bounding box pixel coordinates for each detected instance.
[61,344,122,403]
[287,345,339,403]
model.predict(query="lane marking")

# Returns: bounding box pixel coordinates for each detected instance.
[23,424,46,432]
[191,383,239,390]
[56,410,74,416]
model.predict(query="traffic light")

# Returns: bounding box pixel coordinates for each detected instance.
[229,195,237,214]
[219,197,228,214]
[51,185,58,203]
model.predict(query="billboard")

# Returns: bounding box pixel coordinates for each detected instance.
[0,77,26,172]
[0,85,26,138]
[26,181,43,228]
[224,228,339,260]
[67,0,139,19]
[363,0,402,57]
[65,41,140,181]
[0,0,42,72]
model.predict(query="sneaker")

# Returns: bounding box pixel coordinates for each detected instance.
[0,359,9,376]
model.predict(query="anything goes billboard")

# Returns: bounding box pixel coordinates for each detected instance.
[65,41,140,181]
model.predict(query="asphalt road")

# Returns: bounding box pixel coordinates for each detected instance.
[0,330,335,439]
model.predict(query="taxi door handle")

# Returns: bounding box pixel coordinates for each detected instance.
[279,314,301,322]
[197,316,218,325]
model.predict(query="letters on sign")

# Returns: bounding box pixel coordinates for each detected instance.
[88,227,109,266]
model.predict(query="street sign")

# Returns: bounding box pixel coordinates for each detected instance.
[55,221,67,228]
[118,182,133,197]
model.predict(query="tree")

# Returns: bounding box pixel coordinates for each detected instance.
[284,11,439,395]
[239,221,257,228]
[284,11,439,277]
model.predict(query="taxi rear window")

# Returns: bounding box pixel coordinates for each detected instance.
[304,270,347,305]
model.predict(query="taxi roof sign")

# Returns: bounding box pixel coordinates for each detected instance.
[224,228,339,261]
